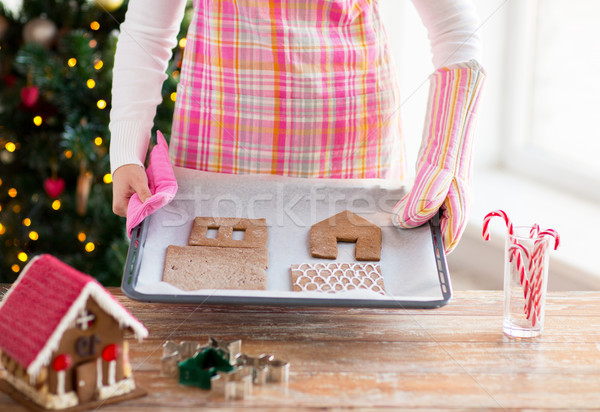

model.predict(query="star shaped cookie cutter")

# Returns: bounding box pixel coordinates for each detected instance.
[234,353,290,385]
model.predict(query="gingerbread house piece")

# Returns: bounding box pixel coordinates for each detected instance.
[310,210,382,261]
[0,254,148,410]
[163,217,269,291]
[188,217,268,249]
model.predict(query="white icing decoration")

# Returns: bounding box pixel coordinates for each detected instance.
[292,263,386,295]
[108,360,116,386]
[97,377,136,400]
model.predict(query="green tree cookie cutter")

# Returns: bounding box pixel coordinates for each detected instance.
[178,348,235,389]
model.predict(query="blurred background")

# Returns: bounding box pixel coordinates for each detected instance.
[0,0,188,284]
[1,0,598,289]
[382,0,600,290]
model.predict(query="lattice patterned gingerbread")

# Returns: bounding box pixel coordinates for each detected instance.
[290,263,386,295]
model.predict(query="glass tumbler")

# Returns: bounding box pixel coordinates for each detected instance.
[503,226,551,338]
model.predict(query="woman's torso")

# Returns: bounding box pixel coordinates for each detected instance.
[171,0,404,179]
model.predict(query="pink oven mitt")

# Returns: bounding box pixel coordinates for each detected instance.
[126,131,177,237]
[392,60,485,253]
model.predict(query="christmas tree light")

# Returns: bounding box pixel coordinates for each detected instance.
[0,0,191,284]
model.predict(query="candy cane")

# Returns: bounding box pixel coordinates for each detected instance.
[484,210,560,329]
[509,243,529,286]
[485,210,535,320]
[527,229,559,325]
[482,210,514,241]
[538,229,560,250]
[526,238,545,324]
[530,223,540,238]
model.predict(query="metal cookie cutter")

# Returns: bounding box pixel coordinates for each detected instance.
[203,337,242,364]
[160,337,242,377]
[161,340,203,377]
[235,354,290,385]
[210,366,253,400]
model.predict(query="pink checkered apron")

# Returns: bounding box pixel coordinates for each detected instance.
[170,0,404,179]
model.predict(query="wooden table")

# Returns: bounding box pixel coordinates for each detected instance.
[2,289,600,411]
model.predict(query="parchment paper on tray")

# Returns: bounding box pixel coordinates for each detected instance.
[123,167,451,308]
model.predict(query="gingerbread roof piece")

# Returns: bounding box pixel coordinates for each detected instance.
[309,210,382,261]
[0,254,148,378]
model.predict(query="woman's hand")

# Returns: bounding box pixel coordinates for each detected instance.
[112,164,152,217]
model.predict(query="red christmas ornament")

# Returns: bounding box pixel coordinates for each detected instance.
[2,74,16,87]
[43,177,65,199]
[20,85,40,108]
[52,353,72,371]
[102,343,120,362]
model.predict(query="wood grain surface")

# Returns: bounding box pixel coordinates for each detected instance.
[1,288,600,411]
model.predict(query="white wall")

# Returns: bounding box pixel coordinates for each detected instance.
[380,0,509,175]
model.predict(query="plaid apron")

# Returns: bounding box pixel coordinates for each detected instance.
[170,0,403,179]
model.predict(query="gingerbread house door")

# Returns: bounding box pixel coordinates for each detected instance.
[75,360,97,403]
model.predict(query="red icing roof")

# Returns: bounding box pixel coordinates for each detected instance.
[0,255,104,370]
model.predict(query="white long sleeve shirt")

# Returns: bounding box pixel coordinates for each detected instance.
[109,0,482,175]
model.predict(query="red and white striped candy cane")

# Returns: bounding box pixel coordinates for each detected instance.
[527,229,559,325]
[482,210,514,241]
[484,210,534,317]
[508,243,530,288]
[530,223,540,238]
[538,229,560,250]
[527,238,546,325]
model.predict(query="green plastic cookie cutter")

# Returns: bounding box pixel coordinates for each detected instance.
[178,347,235,389]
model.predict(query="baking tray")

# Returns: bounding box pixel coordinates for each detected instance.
[121,168,451,308]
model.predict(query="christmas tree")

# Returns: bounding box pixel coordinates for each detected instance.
[0,0,189,284]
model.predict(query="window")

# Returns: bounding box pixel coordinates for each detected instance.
[76,310,96,331]
[205,227,219,239]
[504,0,600,201]
[232,228,246,241]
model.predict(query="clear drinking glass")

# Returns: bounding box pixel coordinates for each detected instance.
[503,226,551,338]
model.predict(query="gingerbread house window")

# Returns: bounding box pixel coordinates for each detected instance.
[206,227,219,239]
[75,310,96,331]
[232,228,246,241]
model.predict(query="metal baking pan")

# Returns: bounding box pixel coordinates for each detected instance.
[121,168,451,308]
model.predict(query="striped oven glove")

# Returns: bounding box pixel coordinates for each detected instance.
[392,60,486,253]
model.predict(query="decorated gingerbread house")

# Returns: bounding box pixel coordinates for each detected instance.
[0,254,148,410]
